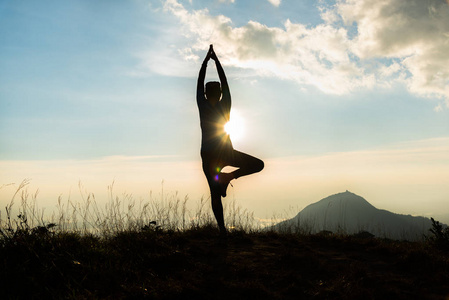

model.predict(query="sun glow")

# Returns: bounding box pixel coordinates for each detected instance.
[225,109,245,142]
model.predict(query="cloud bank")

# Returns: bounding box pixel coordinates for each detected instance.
[336,0,449,101]
[152,0,449,103]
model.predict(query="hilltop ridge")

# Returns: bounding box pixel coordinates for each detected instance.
[1,226,449,299]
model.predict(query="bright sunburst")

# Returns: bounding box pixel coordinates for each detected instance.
[225,109,245,142]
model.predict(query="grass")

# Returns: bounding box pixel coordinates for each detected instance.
[1,179,257,236]
[1,180,449,299]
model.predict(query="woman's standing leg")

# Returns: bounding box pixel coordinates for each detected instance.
[211,190,226,234]
[203,159,227,235]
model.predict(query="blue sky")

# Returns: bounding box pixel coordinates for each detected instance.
[1,0,449,222]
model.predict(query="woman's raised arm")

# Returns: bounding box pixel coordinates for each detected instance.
[197,46,212,104]
[210,46,231,113]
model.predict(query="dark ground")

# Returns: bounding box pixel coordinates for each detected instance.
[1,226,449,299]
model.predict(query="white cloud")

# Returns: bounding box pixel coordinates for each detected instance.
[267,0,281,7]
[160,0,372,94]
[149,0,448,101]
[218,0,235,3]
[336,0,449,101]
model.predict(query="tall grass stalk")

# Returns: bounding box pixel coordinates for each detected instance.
[1,180,258,237]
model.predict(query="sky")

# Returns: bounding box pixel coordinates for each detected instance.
[1,0,449,224]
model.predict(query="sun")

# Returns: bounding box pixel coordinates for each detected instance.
[225,109,245,142]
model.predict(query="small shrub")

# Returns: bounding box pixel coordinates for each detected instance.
[427,218,449,250]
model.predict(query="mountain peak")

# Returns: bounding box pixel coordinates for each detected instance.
[309,190,376,211]
[273,191,433,240]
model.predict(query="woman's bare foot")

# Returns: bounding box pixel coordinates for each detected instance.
[218,172,233,197]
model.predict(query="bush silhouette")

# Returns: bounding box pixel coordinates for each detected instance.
[428,217,449,250]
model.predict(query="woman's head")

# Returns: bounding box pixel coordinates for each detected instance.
[205,81,221,103]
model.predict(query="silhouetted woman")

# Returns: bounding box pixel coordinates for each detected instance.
[197,45,264,236]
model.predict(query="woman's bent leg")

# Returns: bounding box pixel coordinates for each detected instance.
[229,150,264,179]
[217,150,263,197]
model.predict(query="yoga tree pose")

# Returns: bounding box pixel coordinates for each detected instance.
[197,45,264,236]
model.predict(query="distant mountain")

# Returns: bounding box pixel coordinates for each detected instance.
[273,191,436,241]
